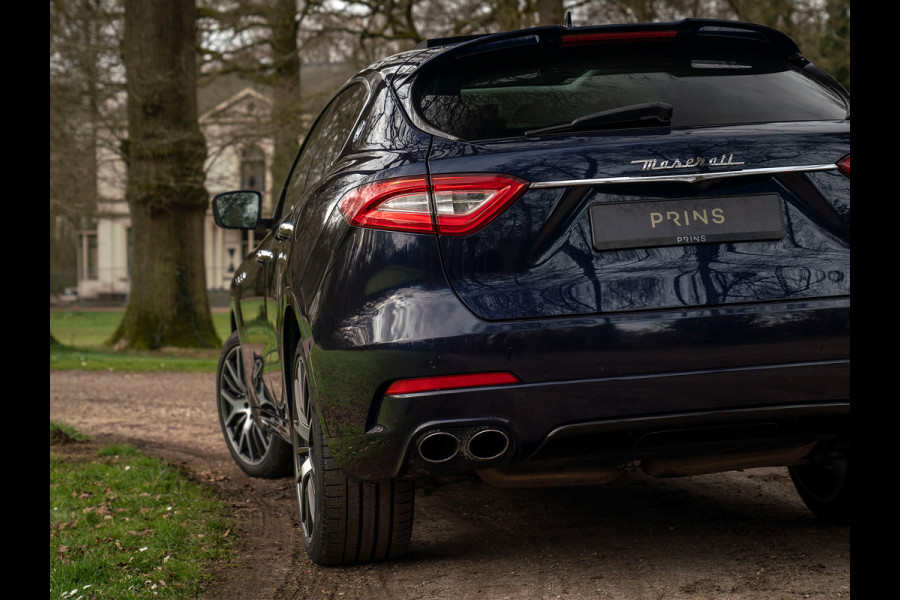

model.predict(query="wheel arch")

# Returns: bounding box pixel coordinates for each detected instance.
[282,303,303,411]
[281,298,323,432]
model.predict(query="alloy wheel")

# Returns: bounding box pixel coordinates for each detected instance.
[292,352,316,542]
[218,343,273,465]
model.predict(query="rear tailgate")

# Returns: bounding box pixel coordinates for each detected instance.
[428,122,850,320]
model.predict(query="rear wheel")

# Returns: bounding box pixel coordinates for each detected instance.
[788,448,850,524]
[216,331,291,478]
[290,347,415,565]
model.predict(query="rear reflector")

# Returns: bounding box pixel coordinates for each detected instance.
[837,154,850,179]
[384,372,520,396]
[339,174,529,235]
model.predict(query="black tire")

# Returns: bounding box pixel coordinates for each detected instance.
[216,331,292,478]
[290,347,415,565]
[788,450,850,524]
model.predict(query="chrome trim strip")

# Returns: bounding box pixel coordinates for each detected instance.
[529,164,838,188]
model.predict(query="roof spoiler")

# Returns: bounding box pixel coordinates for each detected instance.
[415,19,802,60]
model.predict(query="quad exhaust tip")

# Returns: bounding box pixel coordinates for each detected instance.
[417,431,460,463]
[416,427,512,464]
[466,428,510,461]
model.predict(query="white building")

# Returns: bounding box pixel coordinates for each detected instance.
[76,65,353,303]
[76,81,273,302]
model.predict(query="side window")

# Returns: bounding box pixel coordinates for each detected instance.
[281,82,368,217]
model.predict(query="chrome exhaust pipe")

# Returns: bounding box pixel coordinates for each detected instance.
[466,428,510,461]
[417,431,460,463]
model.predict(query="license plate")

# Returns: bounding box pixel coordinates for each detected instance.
[589,193,785,251]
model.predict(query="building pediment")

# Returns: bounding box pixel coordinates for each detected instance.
[200,87,271,125]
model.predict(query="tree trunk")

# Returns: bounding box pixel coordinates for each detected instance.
[268,0,302,209]
[112,0,220,349]
[536,0,564,26]
[494,0,525,31]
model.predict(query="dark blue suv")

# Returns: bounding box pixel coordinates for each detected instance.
[213,18,850,565]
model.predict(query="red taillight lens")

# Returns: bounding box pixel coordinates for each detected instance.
[837,154,850,179]
[384,372,520,396]
[339,176,433,234]
[338,174,529,235]
[432,174,529,235]
[561,30,677,46]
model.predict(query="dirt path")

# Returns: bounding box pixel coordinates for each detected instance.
[50,370,850,600]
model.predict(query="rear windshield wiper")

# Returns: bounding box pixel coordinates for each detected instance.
[524,102,674,136]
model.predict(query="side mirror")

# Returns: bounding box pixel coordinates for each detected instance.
[212,191,263,229]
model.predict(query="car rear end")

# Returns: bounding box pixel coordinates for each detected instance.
[328,20,848,496]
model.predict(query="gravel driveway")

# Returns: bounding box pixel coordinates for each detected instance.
[50,370,851,600]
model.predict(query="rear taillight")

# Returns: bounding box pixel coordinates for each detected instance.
[837,154,850,179]
[339,174,529,235]
[338,176,433,234]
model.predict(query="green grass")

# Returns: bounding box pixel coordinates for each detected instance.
[50,424,235,599]
[50,310,124,347]
[50,346,222,372]
[50,421,90,443]
[51,310,231,348]
[50,310,231,372]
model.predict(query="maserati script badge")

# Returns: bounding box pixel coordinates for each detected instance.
[631,153,745,171]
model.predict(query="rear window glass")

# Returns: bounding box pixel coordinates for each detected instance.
[412,41,848,140]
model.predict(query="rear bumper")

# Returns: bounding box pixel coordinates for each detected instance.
[311,263,849,479]
[327,357,850,480]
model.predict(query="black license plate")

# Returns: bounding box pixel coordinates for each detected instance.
[589,194,785,251]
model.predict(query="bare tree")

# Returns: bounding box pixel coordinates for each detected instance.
[537,0,565,25]
[199,0,317,200]
[568,1,848,91]
[725,0,849,91]
[110,0,219,349]
[726,0,800,31]
[50,0,121,291]
[266,0,304,190]
[815,0,850,91]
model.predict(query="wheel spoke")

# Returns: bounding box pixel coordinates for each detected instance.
[255,422,270,457]
[219,388,245,413]
[238,416,255,459]
[225,410,246,434]
[293,370,310,427]
[298,453,315,538]
[294,419,310,445]
[292,351,316,542]
[223,358,245,394]
[294,432,314,540]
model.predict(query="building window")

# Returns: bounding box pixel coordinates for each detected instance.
[125,227,131,279]
[240,145,266,192]
[78,232,98,281]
